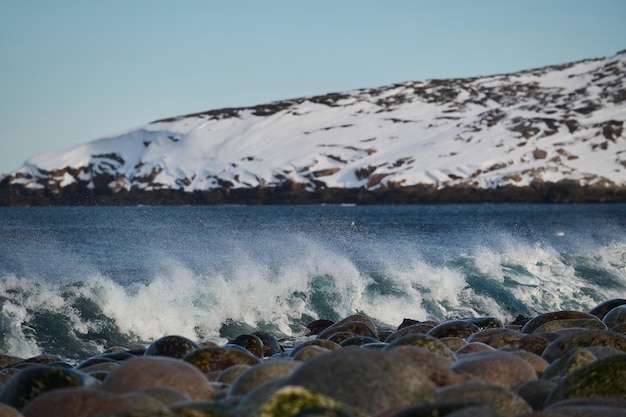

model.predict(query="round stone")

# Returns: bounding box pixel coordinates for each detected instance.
[258,385,350,417]
[603,305,626,328]
[182,346,261,373]
[387,345,473,387]
[545,354,626,404]
[427,320,481,339]
[436,382,532,417]
[306,319,335,336]
[283,347,436,415]
[541,347,597,379]
[541,330,626,363]
[0,403,23,417]
[455,342,494,355]
[250,331,283,357]
[384,323,435,343]
[21,388,132,417]
[228,361,300,397]
[466,328,523,349]
[291,345,331,362]
[144,335,199,359]
[588,298,626,320]
[521,311,598,334]
[289,339,341,358]
[533,318,607,333]
[384,333,456,360]
[0,365,100,410]
[100,356,214,400]
[230,334,265,358]
[215,364,252,385]
[317,322,377,341]
[451,350,537,388]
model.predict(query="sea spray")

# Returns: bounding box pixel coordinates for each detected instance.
[1,204,625,360]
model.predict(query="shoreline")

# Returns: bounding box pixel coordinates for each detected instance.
[2,179,626,206]
[0,301,625,416]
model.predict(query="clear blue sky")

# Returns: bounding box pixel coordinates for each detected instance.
[1,0,625,174]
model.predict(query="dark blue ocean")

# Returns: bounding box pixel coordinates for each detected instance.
[1,204,625,360]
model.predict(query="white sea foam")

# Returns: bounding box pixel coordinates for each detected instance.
[1,225,625,359]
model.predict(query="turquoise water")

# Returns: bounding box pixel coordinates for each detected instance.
[1,204,625,359]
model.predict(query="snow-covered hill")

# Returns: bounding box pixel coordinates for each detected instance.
[2,51,626,204]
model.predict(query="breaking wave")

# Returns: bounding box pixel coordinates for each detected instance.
[1,228,624,360]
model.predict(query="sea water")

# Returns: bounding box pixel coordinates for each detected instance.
[1,204,625,360]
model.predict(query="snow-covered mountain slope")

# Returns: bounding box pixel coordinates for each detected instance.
[3,51,626,204]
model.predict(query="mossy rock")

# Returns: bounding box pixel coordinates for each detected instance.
[145,335,200,359]
[521,311,598,334]
[533,318,607,333]
[289,340,341,358]
[230,334,265,358]
[183,346,261,373]
[466,328,522,349]
[251,331,283,357]
[384,323,435,343]
[167,400,234,416]
[541,330,626,362]
[258,386,354,417]
[541,347,597,379]
[291,346,331,362]
[427,320,480,339]
[384,334,456,360]
[316,314,378,340]
[545,354,626,404]
[0,365,100,409]
[317,323,377,341]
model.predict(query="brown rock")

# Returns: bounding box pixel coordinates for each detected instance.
[384,323,435,342]
[291,345,331,361]
[306,319,335,335]
[215,364,251,385]
[533,318,607,333]
[283,347,436,415]
[427,320,481,339]
[0,404,22,417]
[451,350,537,388]
[383,334,456,360]
[509,350,549,376]
[387,345,473,387]
[466,328,523,349]
[541,330,626,362]
[228,360,300,397]
[316,319,378,340]
[100,356,214,400]
[521,311,598,333]
[455,342,494,355]
[436,382,532,417]
[21,388,132,417]
[182,346,261,373]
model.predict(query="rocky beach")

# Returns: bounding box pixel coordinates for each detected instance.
[0,300,625,417]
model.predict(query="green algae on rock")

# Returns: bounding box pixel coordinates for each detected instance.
[545,354,626,404]
[144,335,200,359]
[258,386,356,417]
[0,366,100,410]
